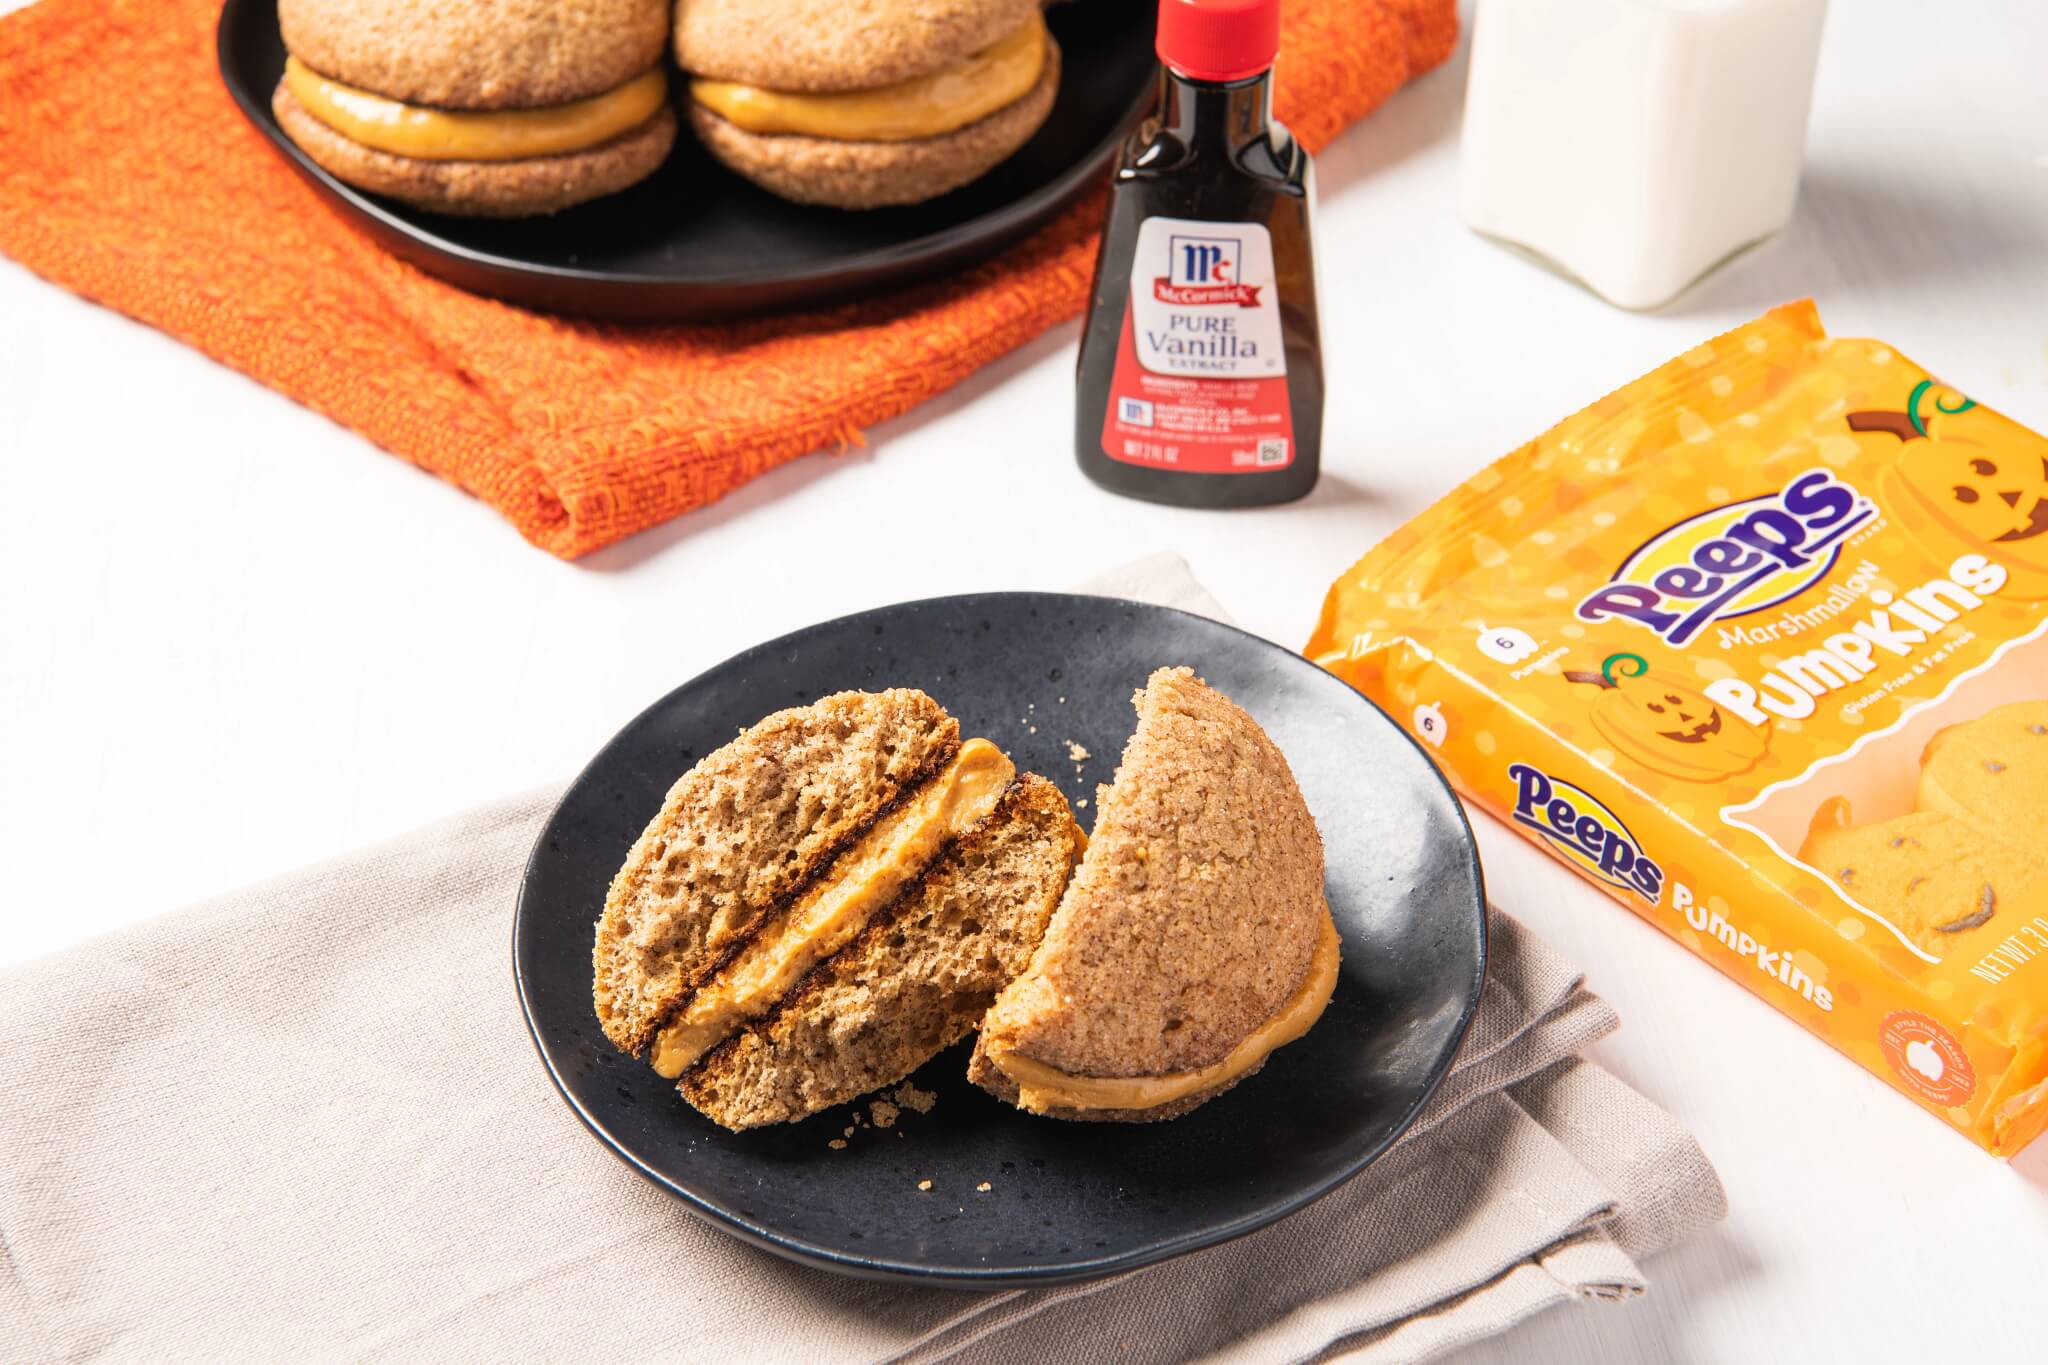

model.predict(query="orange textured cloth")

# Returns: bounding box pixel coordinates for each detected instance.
[0,0,1456,559]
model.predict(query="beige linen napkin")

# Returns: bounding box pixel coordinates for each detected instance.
[0,556,1723,1364]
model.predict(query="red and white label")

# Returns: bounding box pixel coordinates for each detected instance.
[1100,216,1293,475]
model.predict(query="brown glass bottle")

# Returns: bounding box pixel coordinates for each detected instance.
[1076,2,1321,508]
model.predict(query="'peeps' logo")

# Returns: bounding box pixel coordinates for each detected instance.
[1475,625,1538,665]
[1508,763,1664,902]
[1577,469,1875,646]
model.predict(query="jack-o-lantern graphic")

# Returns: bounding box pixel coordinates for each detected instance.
[1858,380,2048,596]
[1564,652,1771,781]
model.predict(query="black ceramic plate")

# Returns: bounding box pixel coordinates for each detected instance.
[515,593,1486,1286]
[215,0,1154,319]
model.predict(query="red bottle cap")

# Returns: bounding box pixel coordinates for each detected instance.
[1156,0,1281,83]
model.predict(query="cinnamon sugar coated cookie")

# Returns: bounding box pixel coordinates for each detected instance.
[674,0,1042,92]
[674,0,1062,208]
[280,0,669,110]
[272,0,674,215]
[971,668,1336,1123]
[686,42,1060,209]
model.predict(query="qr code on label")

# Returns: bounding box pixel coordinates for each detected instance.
[1256,437,1289,466]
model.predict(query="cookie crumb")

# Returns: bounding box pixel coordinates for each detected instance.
[870,1100,900,1129]
[917,1179,932,1192]
[892,1082,937,1114]
[976,1181,992,1192]
[829,1139,847,1150]
[1065,740,1090,763]
[843,1125,856,1138]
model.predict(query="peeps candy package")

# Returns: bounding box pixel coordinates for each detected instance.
[1310,302,2048,1154]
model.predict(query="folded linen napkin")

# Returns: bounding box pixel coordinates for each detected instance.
[0,0,1455,560]
[0,557,1723,1362]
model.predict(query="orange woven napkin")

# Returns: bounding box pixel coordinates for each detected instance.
[0,0,1455,559]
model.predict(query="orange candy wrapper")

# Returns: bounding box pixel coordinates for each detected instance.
[1310,302,2048,1155]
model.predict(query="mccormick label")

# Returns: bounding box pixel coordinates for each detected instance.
[1100,216,1293,474]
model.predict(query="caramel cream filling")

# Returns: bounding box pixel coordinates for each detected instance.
[688,13,1044,143]
[283,58,668,162]
[986,909,1341,1113]
[650,739,1015,1079]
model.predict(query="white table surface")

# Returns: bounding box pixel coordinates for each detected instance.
[5,1,2046,1359]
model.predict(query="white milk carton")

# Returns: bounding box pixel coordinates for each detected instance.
[1460,0,1829,310]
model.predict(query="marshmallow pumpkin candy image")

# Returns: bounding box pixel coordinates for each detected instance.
[674,0,1061,208]
[1800,800,2048,954]
[272,0,677,216]
[1856,380,2048,597]
[1562,652,1771,783]
[1800,701,2048,955]
[1917,699,2048,846]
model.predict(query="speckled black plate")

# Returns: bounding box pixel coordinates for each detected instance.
[515,593,1486,1287]
[215,0,1154,319]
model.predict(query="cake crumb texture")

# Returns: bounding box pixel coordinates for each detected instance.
[680,774,1084,1128]
[891,1082,937,1113]
[593,689,958,1054]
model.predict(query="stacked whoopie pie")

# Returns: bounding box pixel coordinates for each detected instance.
[270,0,1061,216]
[596,670,1339,1131]
[675,0,1061,208]
[272,0,677,216]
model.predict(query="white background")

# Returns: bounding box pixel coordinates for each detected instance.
[5,1,2047,1359]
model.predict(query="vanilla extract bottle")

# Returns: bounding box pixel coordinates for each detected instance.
[1075,0,1322,507]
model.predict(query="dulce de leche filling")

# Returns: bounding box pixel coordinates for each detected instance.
[283,58,668,162]
[985,909,1341,1113]
[650,738,1015,1079]
[688,12,1044,143]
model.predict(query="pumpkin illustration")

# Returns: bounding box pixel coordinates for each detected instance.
[1564,653,1770,782]
[1857,380,2048,595]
